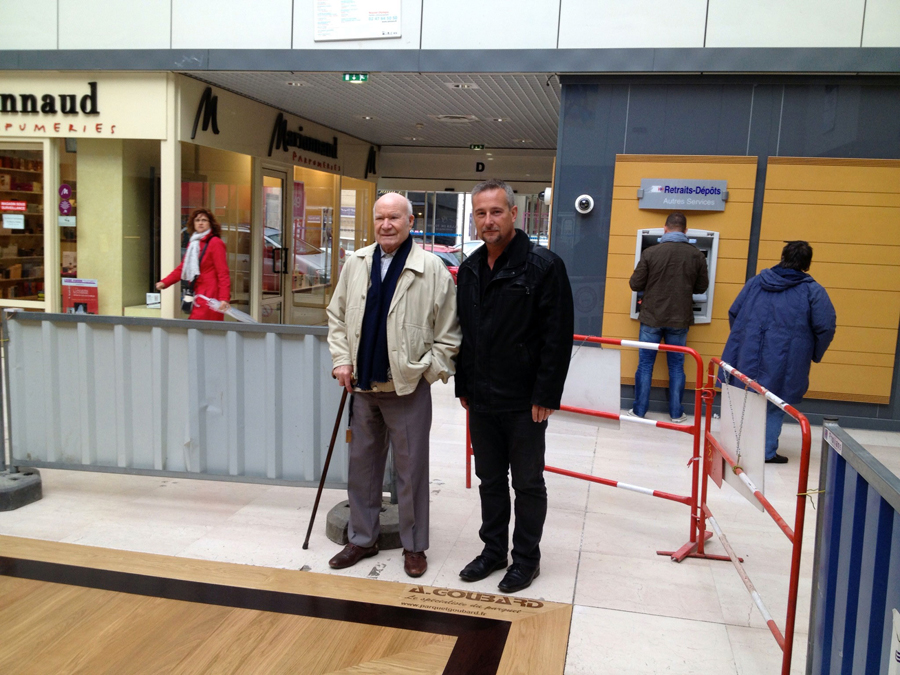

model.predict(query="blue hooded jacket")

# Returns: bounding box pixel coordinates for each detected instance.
[720,265,836,404]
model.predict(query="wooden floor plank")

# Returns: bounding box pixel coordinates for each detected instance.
[325,638,457,675]
[0,536,571,675]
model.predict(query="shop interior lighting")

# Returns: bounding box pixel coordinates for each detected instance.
[286,81,309,87]
[444,82,480,90]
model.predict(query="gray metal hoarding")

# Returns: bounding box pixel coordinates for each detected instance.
[3,311,350,487]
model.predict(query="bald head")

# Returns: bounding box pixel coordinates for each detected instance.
[373,192,413,219]
[373,192,415,254]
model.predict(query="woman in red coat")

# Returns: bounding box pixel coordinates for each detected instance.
[157,209,231,321]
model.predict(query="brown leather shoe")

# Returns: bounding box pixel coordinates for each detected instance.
[329,543,378,569]
[403,549,427,578]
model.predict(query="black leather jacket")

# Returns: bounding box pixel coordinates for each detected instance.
[455,230,574,413]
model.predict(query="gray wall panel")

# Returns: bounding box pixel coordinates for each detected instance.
[3,48,900,74]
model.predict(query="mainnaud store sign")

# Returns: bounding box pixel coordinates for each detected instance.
[0,72,168,140]
[180,76,377,179]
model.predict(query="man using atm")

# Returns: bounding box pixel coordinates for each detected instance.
[628,211,708,422]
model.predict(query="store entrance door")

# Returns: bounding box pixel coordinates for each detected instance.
[261,170,289,324]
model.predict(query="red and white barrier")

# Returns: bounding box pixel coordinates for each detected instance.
[700,357,812,675]
[464,334,713,562]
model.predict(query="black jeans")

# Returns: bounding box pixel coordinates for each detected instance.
[469,409,547,568]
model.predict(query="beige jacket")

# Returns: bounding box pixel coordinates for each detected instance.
[326,240,461,396]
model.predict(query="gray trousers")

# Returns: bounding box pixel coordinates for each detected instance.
[347,378,432,552]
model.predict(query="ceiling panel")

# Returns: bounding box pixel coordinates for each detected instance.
[186,72,561,149]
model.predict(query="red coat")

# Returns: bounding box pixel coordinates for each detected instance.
[161,235,231,321]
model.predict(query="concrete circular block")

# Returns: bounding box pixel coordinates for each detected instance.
[324,499,402,550]
[0,468,42,511]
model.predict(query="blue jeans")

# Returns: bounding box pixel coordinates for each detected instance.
[765,402,785,460]
[633,324,689,419]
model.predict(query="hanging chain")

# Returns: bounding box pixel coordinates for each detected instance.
[723,371,750,464]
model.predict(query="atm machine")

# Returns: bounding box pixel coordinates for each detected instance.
[629,228,720,325]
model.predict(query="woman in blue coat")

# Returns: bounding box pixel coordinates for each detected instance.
[720,241,836,463]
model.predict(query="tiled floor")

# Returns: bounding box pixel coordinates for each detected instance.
[1,379,898,674]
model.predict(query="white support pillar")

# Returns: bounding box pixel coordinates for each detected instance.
[159,73,181,319]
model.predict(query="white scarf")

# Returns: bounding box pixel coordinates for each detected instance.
[181,229,212,282]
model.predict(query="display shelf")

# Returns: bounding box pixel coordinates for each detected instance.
[0,256,44,262]
[0,168,43,175]
[0,190,43,195]
[0,276,44,283]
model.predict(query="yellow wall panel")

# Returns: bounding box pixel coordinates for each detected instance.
[823,289,900,329]
[605,155,758,388]
[757,204,900,244]
[766,157,900,193]
[762,189,900,208]
[808,362,893,401]
[608,201,755,239]
[756,241,900,266]
[801,263,900,293]
[824,351,895,368]
[828,326,897,355]
[759,158,900,403]
[611,235,750,262]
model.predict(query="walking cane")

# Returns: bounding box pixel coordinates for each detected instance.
[303,388,349,550]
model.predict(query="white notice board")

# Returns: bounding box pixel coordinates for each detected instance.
[720,382,767,512]
[560,344,621,419]
[315,0,401,41]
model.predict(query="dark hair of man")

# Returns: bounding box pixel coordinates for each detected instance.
[781,240,813,271]
[187,208,222,237]
[664,212,687,232]
[471,178,515,209]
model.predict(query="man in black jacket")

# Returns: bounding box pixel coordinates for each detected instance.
[455,179,574,593]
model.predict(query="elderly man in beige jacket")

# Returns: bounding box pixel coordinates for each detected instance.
[326,192,460,578]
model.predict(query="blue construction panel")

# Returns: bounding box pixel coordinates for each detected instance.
[879,513,900,675]
[813,448,845,675]
[810,430,900,675]
[831,465,868,675]
[852,489,893,673]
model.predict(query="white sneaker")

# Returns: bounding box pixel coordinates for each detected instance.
[670,413,689,424]
[624,409,642,418]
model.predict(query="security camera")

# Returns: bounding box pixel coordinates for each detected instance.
[575,194,594,214]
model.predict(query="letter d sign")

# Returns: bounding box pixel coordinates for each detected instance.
[475,162,485,173]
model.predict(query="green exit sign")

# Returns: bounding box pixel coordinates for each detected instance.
[343,73,369,83]
[469,144,485,150]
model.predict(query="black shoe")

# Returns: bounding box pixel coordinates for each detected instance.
[498,563,540,593]
[765,453,789,464]
[459,555,509,582]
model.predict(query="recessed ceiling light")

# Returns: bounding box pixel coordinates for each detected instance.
[444,82,480,90]
[286,81,309,86]
[429,114,479,124]
[492,117,509,122]
[361,115,374,120]
[487,157,494,161]
[485,153,492,156]
[512,139,533,144]
[403,136,425,141]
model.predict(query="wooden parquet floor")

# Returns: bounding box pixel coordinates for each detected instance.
[0,536,571,674]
